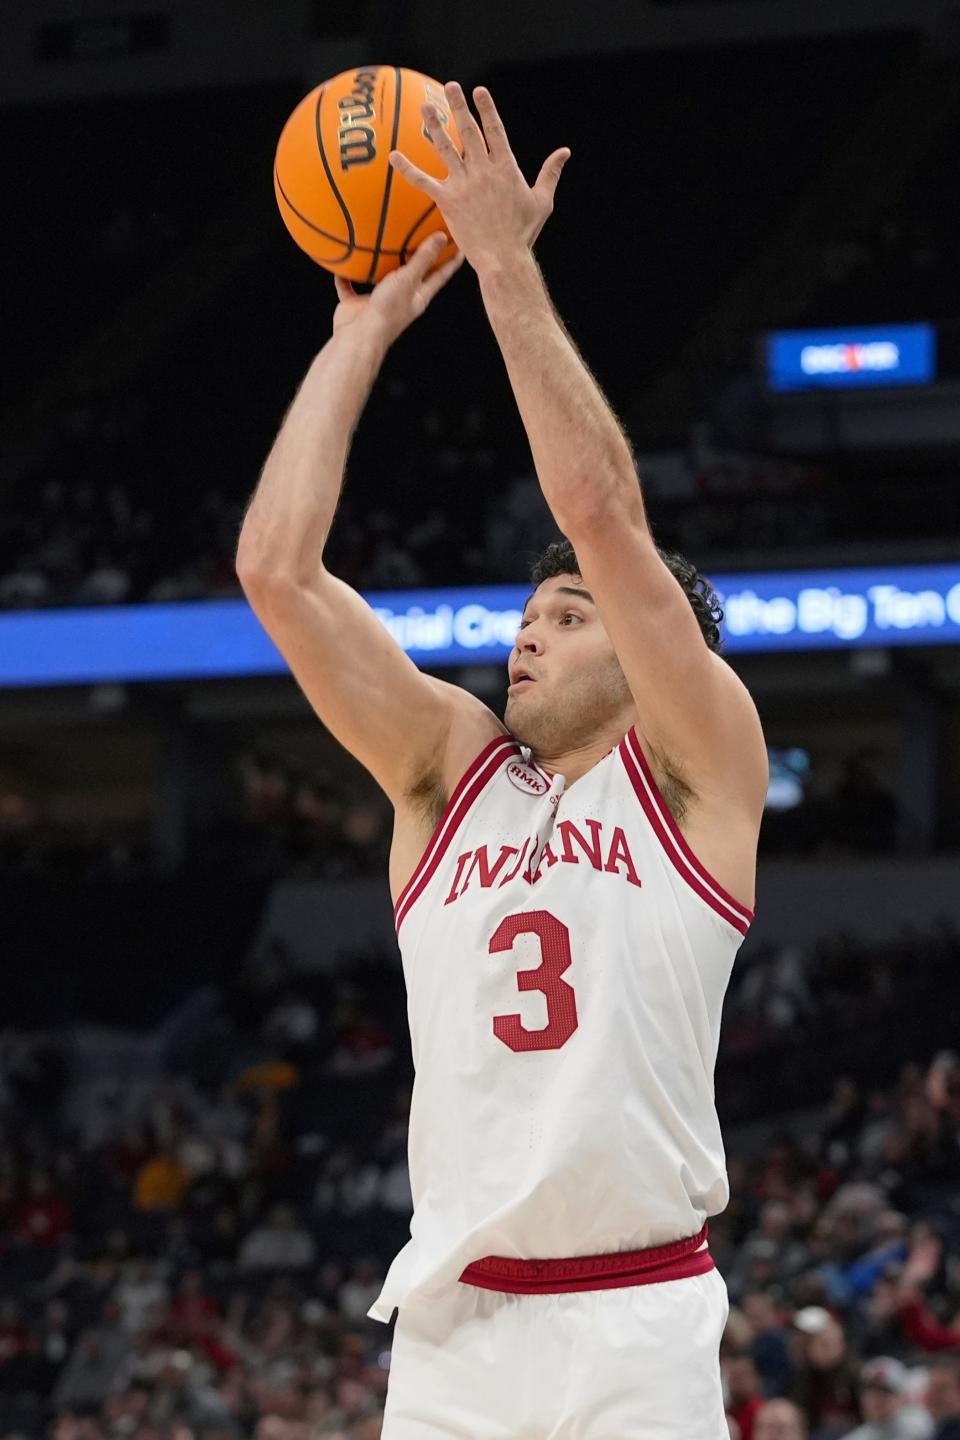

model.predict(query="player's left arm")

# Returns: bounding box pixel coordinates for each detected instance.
[390,81,767,811]
[478,252,768,812]
[564,508,769,815]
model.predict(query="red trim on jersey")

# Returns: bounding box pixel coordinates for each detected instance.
[459,1223,713,1294]
[394,735,521,935]
[619,728,754,936]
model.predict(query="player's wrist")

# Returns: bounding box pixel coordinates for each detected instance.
[475,249,551,333]
[474,244,540,286]
[329,313,393,361]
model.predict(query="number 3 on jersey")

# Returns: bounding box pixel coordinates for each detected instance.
[489,909,579,1052]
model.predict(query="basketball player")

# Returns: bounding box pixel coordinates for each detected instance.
[237,81,768,1438]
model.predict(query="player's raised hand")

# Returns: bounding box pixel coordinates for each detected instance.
[389,82,571,274]
[332,232,465,345]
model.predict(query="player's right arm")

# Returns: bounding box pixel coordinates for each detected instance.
[235,236,480,806]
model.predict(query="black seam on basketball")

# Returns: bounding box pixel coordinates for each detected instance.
[399,201,438,262]
[274,168,350,258]
[274,167,407,257]
[365,67,403,284]
[314,85,356,255]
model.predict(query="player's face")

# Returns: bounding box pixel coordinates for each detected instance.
[504,573,632,751]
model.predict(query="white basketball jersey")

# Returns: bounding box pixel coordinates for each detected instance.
[368,727,754,1322]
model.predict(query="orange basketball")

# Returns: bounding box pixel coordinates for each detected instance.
[273,65,462,284]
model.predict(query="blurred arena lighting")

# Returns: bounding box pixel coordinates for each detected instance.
[766,322,936,391]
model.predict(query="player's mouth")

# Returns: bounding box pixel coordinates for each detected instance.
[508,667,537,693]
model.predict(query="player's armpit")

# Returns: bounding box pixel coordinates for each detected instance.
[565,505,769,818]
[238,567,490,807]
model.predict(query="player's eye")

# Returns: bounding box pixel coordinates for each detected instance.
[560,612,583,626]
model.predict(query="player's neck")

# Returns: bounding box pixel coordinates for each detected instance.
[531,721,633,787]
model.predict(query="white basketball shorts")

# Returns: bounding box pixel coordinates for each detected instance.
[381,1230,730,1439]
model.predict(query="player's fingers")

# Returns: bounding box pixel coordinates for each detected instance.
[442,82,487,162]
[534,148,571,207]
[388,149,443,199]
[420,249,466,304]
[407,232,449,281]
[472,87,511,160]
[421,104,464,174]
[334,276,358,302]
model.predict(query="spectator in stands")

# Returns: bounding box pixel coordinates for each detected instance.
[14,1167,71,1246]
[0,559,51,608]
[34,1298,75,1393]
[337,1258,384,1324]
[352,1416,387,1440]
[0,1298,31,1392]
[844,1212,909,1301]
[326,1001,394,1077]
[744,1289,794,1397]
[168,1268,220,1339]
[378,1151,413,1214]
[843,1356,933,1439]
[755,1399,809,1439]
[113,1257,169,1334]
[263,990,319,1061]
[52,1299,131,1409]
[758,1201,812,1280]
[729,1238,787,1299]
[897,1234,960,1352]
[856,1265,912,1360]
[74,547,131,606]
[927,1357,960,1440]
[790,1307,861,1439]
[727,1352,767,1440]
[133,1144,191,1212]
[235,1055,299,1096]
[338,798,389,877]
[238,1202,316,1271]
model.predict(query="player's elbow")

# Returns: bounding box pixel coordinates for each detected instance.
[236,550,329,597]
[556,473,646,544]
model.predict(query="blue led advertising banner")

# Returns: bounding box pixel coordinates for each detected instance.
[1,564,960,688]
[766,323,936,392]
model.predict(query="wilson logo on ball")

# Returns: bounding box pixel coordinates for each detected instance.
[275,66,462,283]
[337,68,379,171]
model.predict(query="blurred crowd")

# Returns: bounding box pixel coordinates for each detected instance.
[715,1041,960,1440]
[812,202,956,333]
[0,382,953,617]
[721,917,959,1064]
[0,921,959,1440]
[229,739,901,880]
[0,389,497,613]
[0,735,906,884]
[229,752,390,883]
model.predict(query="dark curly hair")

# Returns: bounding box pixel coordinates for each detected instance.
[529,537,724,653]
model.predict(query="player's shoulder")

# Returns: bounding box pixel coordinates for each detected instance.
[392,680,511,870]
[411,676,512,807]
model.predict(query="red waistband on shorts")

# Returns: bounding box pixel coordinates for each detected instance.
[458,1222,713,1294]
